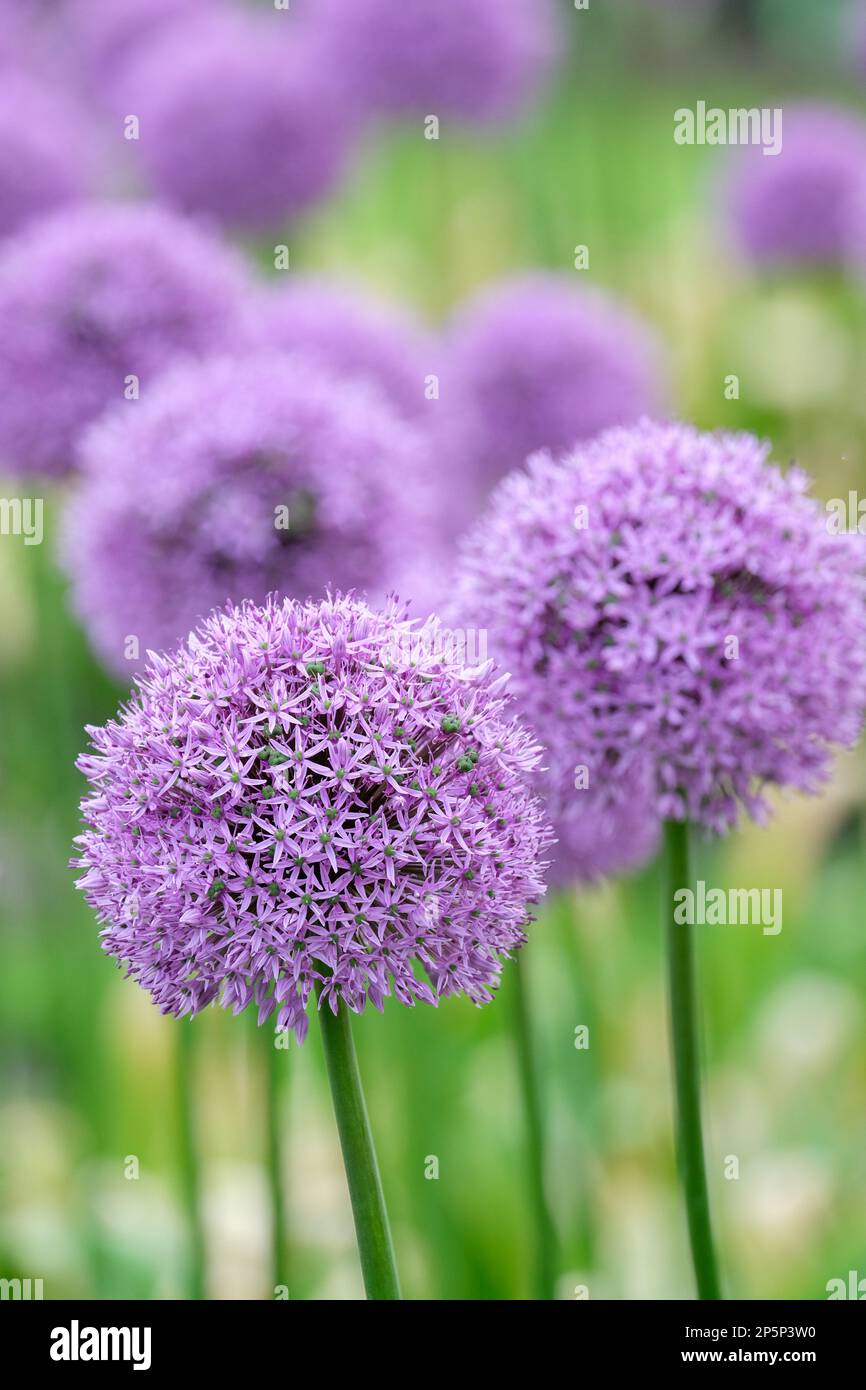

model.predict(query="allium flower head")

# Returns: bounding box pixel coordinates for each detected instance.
[73,593,551,1040]
[122,9,351,230]
[0,202,252,477]
[444,274,665,504]
[308,0,558,124]
[726,103,866,267]
[257,277,433,419]
[0,73,92,240]
[62,353,433,674]
[454,420,866,835]
[63,0,204,88]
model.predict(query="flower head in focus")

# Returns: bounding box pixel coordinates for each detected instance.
[73,593,551,1040]
[454,419,866,835]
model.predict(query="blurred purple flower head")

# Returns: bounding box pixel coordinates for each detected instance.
[443,274,665,507]
[455,419,866,836]
[727,103,866,267]
[122,8,352,231]
[62,0,205,89]
[257,277,434,419]
[0,73,93,240]
[0,202,252,477]
[62,353,434,674]
[72,592,551,1040]
[308,0,558,125]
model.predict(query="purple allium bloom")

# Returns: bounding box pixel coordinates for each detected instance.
[454,420,866,836]
[308,0,558,125]
[443,274,665,505]
[62,353,433,674]
[257,277,434,420]
[72,593,551,1040]
[62,0,204,87]
[0,202,252,477]
[0,73,93,241]
[122,9,352,231]
[726,103,866,268]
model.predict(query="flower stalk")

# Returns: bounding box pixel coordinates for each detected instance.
[317,992,401,1300]
[664,819,722,1300]
[511,952,557,1299]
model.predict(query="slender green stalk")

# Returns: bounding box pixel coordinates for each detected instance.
[663,820,722,1300]
[317,994,401,1299]
[176,1019,206,1300]
[265,1028,288,1294]
[511,953,557,1300]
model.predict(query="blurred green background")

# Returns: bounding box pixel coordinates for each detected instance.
[1,0,865,1300]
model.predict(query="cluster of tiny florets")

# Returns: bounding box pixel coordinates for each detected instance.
[73,594,551,1040]
[455,419,866,834]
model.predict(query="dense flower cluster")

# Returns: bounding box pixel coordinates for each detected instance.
[454,420,866,834]
[62,353,433,673]
[0,202,251,476]
[726,103,866,267]
[308,0,558,124]
[443,274,664,504]
[258,277,433,419]
[0,73,92,239]
[123,9,351,230]
[73,594,551,1039]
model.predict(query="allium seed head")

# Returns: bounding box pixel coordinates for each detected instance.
[454,420,866,836]
[0,202,252,477]
[61,353,435,673]
[443,274,665,509]
[72,593,551,1040]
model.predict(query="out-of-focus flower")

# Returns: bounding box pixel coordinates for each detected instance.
[0,202,252,477]
[0,74,93,240]
[726,103,866,268]
[72,592,551,1041]
[306,0,558,125]
[454,419,866,835]
[62,0,204,90]
[122,8,352,231]
[442,274,665,509]
[62,353,433,673]
[257,277,434,419]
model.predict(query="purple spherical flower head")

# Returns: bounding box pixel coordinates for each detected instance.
[0,73,94,241]
[72,593,551,1040]
[62,0,205,88]
[0,202,253,477]
[308,0,558,124]
[443,274,665,506]
[726,103,866,268]
[257,277,434,420]
[454,420,866,836]
[62,352,435,675]
[122,9,352,231]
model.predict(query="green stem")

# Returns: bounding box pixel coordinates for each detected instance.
[265,1028,288,1295]
[663,820,722,1301]
[176,1019,206,1300]
[317,993,401,1300]
[511,953,557,1300]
